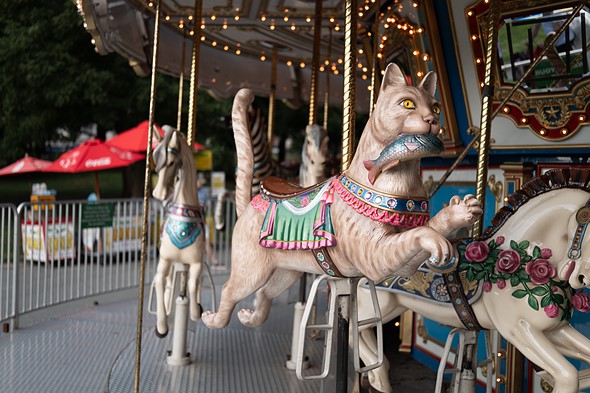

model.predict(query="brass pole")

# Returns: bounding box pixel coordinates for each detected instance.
[341,0,358,172]
[187,0,203,146]
[177,32,187,131]
[268,46,278,143]
[323,28,333,131]
[135,0,161,391]
[308,0,323,126]
[473,1,499,237]
[369,17,380,116]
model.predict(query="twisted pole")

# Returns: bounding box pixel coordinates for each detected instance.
[135,1,161,391]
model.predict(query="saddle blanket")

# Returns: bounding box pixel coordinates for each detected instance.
[254,179,337,250]
[365,262,483,306]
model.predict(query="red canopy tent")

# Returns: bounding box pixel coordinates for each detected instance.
[44,139,144,197]
[105,120,164,152]
[0,154,52,176]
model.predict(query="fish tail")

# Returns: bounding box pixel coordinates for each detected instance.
[363,160,379,185]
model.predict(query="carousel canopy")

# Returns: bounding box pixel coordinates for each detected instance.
[75,0,425,112]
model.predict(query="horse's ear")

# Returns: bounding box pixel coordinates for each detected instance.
[379,63,407,94]
[153,125,163,142]
[417,71,438,97]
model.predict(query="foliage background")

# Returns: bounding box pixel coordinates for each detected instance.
[0,0,367,203]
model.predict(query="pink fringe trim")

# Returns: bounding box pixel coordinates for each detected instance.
[333,178,429,228]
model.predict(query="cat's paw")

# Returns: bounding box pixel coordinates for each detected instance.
[439,195,483,231]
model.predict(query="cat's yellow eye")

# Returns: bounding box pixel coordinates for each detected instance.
[432,103,441,115]
[401,99,415,109]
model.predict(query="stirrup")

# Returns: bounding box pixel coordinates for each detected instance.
[295,275,384,381]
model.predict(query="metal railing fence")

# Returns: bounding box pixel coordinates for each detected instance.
[0,196,236,331]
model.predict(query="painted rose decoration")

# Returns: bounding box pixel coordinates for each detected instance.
[458,238,579,321]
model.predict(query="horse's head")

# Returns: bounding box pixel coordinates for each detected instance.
[300,124,329,187]
[152,126,183,201]
[559,199,590,289]
[487,173,590,291]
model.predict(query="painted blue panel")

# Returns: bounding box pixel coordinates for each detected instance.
[429,184,496,229]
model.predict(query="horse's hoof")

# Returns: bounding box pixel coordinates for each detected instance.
[155,327,168,338]
[191,303,203,321]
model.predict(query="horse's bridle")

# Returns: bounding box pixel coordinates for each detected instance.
[567,201,590,260]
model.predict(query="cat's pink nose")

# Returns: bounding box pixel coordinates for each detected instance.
[423,114,436,124]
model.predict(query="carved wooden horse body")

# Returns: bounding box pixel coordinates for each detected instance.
[358,169,590,393]
[202,63,483,329]
[152,127,205,337]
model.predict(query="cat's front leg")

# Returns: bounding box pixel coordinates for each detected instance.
[429,194,482,237]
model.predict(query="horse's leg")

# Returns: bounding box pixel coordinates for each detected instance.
[359,328,392,393]
[547,325,590,389]
[237,269,303,327]
[497,321,578,393]
[358,290,406,393]
[201,267,276,329]
[187,262,203,321]
[154,258,173,337]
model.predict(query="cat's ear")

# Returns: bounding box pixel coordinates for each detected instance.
[380,63,408,93]
[418,71,438,97]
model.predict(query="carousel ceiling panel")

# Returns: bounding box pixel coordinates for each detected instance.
[77,0,426,111]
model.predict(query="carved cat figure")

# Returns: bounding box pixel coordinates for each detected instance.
[202,63,482,329]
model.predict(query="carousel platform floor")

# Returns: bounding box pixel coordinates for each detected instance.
[0,272,437,393]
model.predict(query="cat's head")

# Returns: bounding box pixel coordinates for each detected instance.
[370,63,441,145]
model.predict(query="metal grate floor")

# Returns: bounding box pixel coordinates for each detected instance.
[0,274,325,393]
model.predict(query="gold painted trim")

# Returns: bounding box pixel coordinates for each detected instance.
[398,311,414,353]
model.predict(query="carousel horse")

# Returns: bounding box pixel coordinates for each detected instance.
[357,168,590,393]
[299,123,330,188]
[202,63,483,329]
[152,127,205,337]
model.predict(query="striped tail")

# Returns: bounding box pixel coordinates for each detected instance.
[232,88,256,216]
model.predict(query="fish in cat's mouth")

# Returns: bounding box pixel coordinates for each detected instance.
[363,133,444,184]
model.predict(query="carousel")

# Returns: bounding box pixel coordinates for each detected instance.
[5,0,590,392]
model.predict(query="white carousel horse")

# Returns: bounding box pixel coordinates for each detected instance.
[357,168,590,393]
[152,127,205,337]
[202,63,483,329]
[299,123,330,188]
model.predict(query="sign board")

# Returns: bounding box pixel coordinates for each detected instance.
[22,220,76,262]
[211,171,226,197]
[194,150,213,171]
[81,203,115,229]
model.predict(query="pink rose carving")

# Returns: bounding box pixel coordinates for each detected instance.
[496,250,521,273]
[544,304,560,318]
[573,291,590,313]
[524,259,556,285]
[496,279,506,290]
[301,196,310,207]
[496,236,505,245]
[465,241,490,263]
[540,248,552,259]
[482,282,492,292]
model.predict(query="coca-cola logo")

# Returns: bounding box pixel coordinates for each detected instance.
[85,157,112,168]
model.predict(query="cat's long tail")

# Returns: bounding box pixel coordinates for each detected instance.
[232,88,255,216]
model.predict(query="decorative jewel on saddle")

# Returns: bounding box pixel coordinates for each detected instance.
[164,204,204,249]
[334,173,430,228]
[568,202,590,259]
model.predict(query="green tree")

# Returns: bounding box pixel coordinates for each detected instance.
[0,0,182,163]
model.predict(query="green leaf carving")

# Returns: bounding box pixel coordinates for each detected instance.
[531,287,548,296]
[512,290,527,299]
[528,295,539,311]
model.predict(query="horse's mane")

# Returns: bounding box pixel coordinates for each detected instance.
[481,168,590,239]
